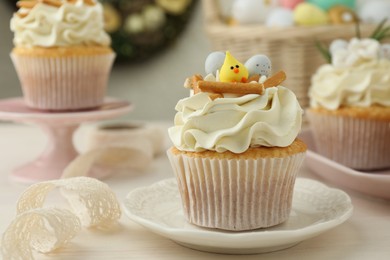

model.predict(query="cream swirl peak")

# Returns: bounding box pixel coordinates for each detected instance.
[310,59,390,110]
[310,38,390,110]
[170,52,302,153]
[330,38,381,68]
[169,86,303,153]
[11,0,111,47]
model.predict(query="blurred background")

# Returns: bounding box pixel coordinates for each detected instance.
[0,0,387,120]
[0,0,213,120]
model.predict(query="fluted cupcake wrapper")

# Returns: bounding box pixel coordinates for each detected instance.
[167,149,306,231]
[307,110,390,170]
[11,53,115,111]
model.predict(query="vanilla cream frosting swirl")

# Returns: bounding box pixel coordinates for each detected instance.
[331,38,381,69]
[11,0,111,47]
[310,59,390,110]
[169,86,303,153]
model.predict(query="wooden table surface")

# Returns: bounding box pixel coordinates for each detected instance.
[0,122,389,260]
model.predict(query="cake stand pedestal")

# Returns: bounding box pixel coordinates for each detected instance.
[0,97,132,183]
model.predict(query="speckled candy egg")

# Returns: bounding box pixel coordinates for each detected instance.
[359,0,390,24]
[205,51,225,76]
[294,3,329,26]
[280,0,303,9]
[306,0,355,11]
[244,54,272,77]
[266,8,294,27]
[232,0,279,24]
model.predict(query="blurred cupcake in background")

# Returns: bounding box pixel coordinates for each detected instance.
[307,23,390,170]
[10,0,115,111]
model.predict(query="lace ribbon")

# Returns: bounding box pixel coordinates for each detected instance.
[62,122,166,179]
[1,177,121,259]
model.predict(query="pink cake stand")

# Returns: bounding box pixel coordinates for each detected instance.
[0,97,132,183]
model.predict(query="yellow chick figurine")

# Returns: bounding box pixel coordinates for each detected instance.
[219,51,248,83]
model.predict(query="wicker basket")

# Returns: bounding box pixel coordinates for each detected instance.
[202,0,378,108]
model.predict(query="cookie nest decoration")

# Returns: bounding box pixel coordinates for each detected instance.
[185,51,286,100]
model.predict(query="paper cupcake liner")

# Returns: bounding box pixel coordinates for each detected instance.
[11,53,115,111]
[307,110,390,170]
[167,149,306,231]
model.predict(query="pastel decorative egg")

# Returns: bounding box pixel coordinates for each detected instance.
[280,0,303,9]
[232,0,279,24]
[329,39,348,55]
[143,5,166,31]
[306,0,355,11]
[205,51,225,76]
[244,54,272,77]
[266,8,294,27]
[293,3,329,26]
[358,0,390,24]
[328,5,358,24]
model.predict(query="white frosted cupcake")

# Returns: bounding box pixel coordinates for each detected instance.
[10,0,115,111]
[307,37,390,170]
[167,52,306,231]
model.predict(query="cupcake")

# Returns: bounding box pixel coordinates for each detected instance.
[10,0,115,111]
[167,51,307,231]
[307,36,390,170]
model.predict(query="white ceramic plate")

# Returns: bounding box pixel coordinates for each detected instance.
[299,130,390,200]
[123,178,353,254]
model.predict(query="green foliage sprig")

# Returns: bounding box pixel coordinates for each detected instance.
[370,19,390,41]
[315,41,332,64]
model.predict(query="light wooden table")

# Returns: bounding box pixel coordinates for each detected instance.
[0,123,389,260]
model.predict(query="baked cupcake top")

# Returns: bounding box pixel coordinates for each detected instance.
[310,37,390,110]
[11,0,111,48]
[168,51,303,153]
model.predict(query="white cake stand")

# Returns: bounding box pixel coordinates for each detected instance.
[0,97,132,183]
